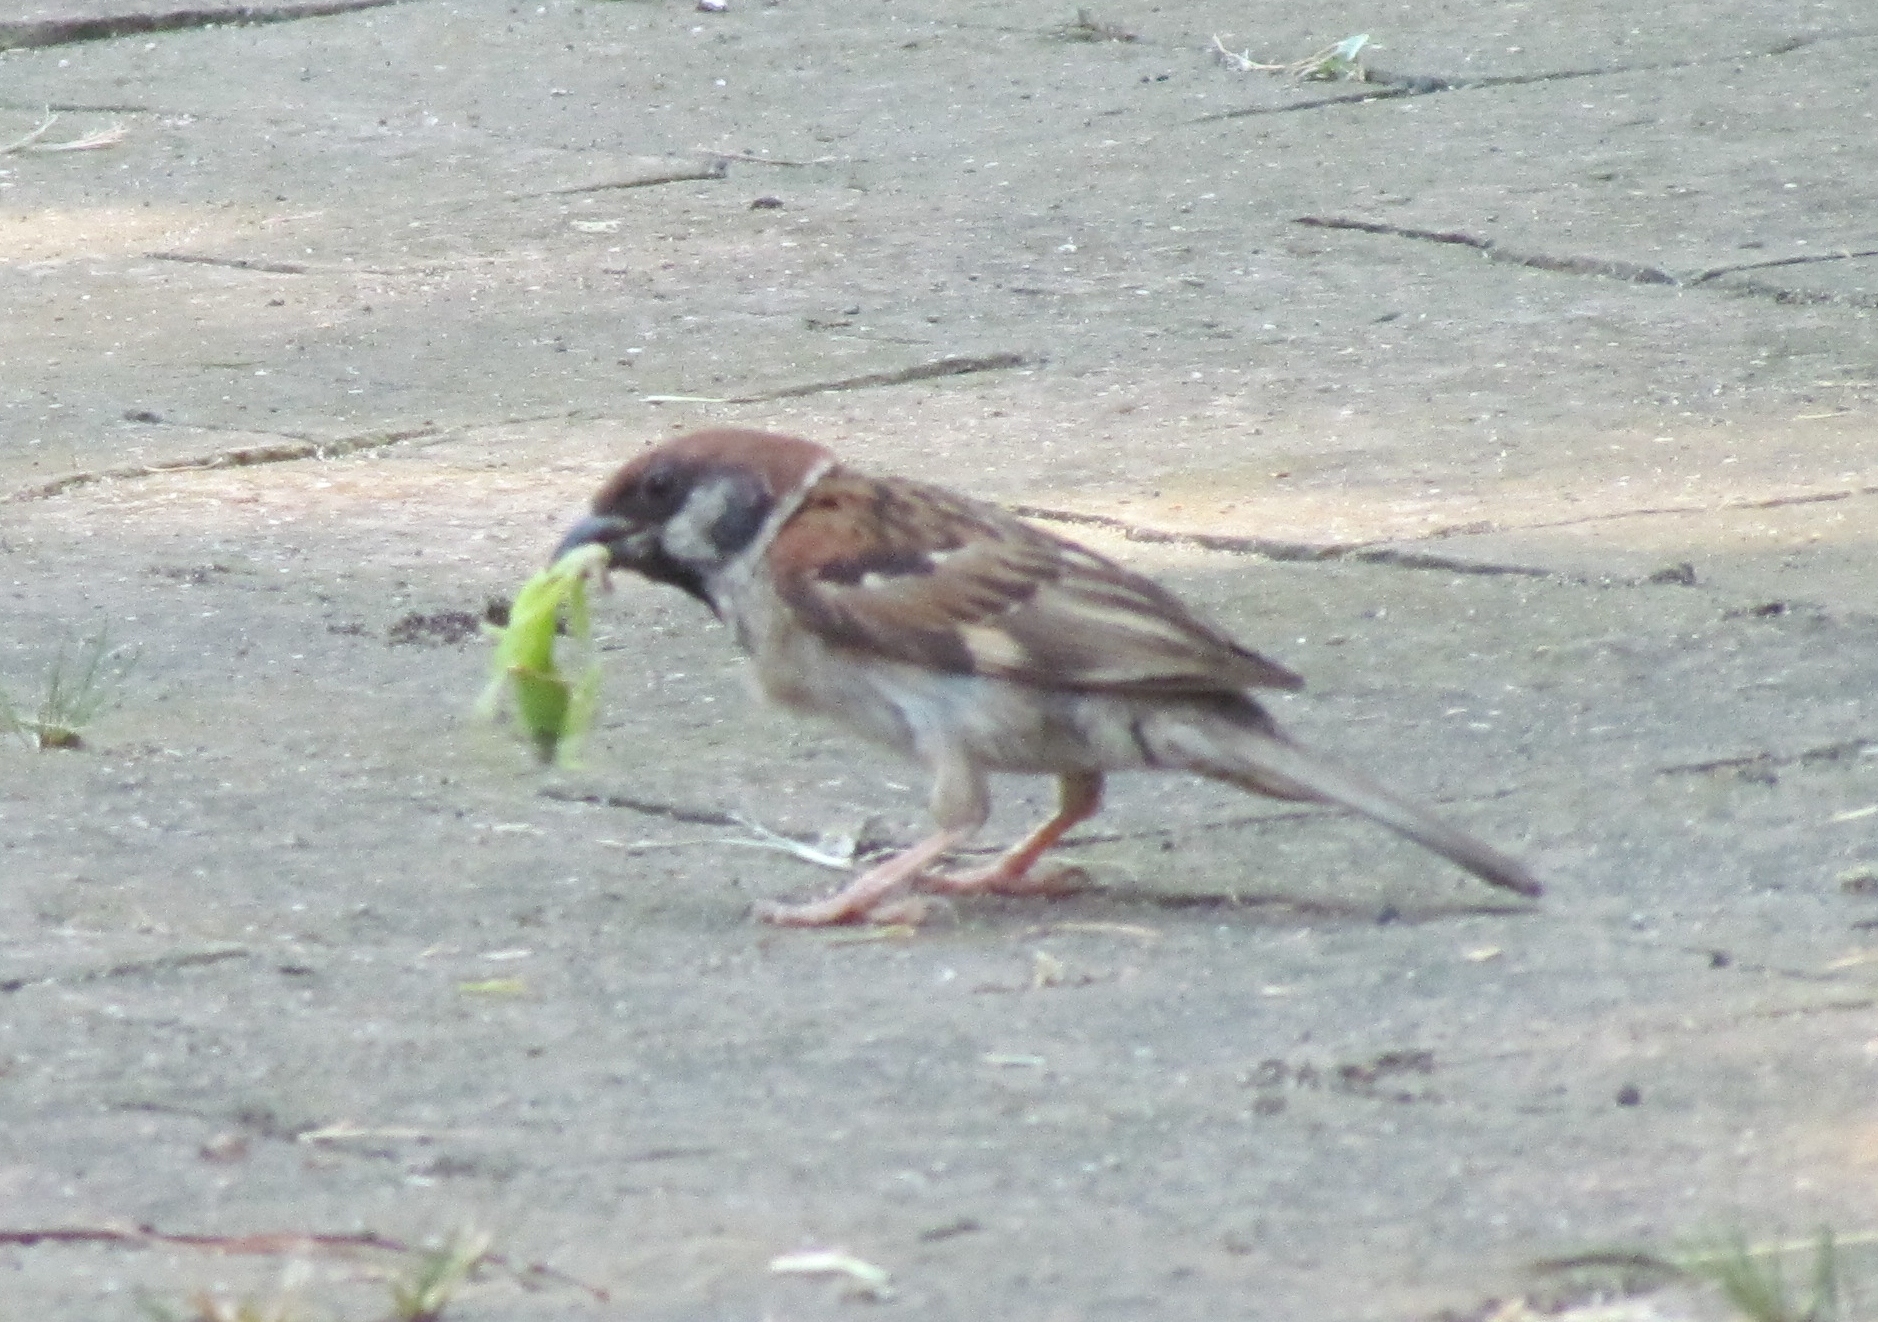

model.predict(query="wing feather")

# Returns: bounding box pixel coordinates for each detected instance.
[766,468,1303,694]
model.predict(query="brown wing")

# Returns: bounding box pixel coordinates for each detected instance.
[766,468,1304,694]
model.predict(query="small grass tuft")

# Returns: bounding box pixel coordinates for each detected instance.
[1679,1229,1846,1322]
[137,1261,312,1322]
[183,1295,306,1322]
[1,630,137,750]
[1530,1228,1873,1321]
[389,1227,492,1322]
[1056,9,1139,43]
[135,1227,504,1322]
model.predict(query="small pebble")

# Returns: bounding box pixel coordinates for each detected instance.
[1837,864,1878,895]
[199,1132,251,1163]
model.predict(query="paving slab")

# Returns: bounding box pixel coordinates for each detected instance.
[2,1,1876,1319]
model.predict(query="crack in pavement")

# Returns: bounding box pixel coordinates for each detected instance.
[542,785,1533,872]
[642,351,1036,406]
[0,99,155,113]
[1295,215,1878,307]
[0,353,1022,506]
[1295,215,1677,286]
[1737,996,1878,1023]
[1196,64,1625,120]
[400,161,734,218]
[737,350,1035,401]
[0,1223,612,1302]
[1190,31,1863,122]
[10,417,1859,583]
[3,424,443,502]
[540,159,728,196]
[548,791,1355,858]
[537,787,744,828]
[1010,504,1876,623]
[1656,735,1878,778]
[1011,503,1562,579]
[0,944,250,994]
[146,250,312,275]
[144,250,534,277]
[1417,482,1878,541]
[1686,271,1878,311]
[0,0,413,51]
[1690,247,1878,284]
[6,390,1861,616]
[1084,885,1526,918]
[1019,479,1878,581]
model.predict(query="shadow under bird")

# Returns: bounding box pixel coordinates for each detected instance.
[557,428,1542,926]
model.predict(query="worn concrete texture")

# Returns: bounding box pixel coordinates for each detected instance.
[2,0,1876,1318]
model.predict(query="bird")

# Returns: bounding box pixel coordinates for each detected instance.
[555,427,1542,925]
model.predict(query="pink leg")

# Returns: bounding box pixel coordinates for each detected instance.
[757,826,976,926]
[921,772,1103,898]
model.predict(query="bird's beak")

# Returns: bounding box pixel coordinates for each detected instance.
[552,513,636,567]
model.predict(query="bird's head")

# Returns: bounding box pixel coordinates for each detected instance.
[553,428,834,608]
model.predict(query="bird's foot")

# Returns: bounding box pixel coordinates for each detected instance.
[919,863,1090,898]
[757,828,971,926]
[756,891,935,927]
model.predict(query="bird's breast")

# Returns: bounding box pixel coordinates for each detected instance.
[747,628,1157,776]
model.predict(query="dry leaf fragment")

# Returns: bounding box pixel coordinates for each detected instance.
[458,977,528,996]
[1037,920,1162,942]
[35,124,129,152]
[769,1249,892,1298]
[1837,866,1878,894]
[0,113,128,154]
[823,924,919,944]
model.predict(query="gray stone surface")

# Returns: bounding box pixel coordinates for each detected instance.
[2,1,1875,1318]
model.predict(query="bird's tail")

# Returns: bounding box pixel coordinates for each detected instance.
[1139,709,1542,898]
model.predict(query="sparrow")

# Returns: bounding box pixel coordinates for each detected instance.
[557,427,1542,925]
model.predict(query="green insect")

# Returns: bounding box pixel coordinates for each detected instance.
[476,543,609,765]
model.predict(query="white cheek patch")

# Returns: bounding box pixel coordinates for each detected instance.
[661,479,738,564]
